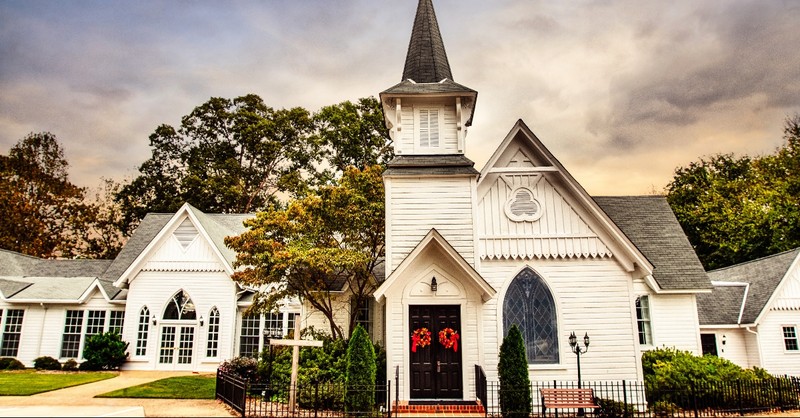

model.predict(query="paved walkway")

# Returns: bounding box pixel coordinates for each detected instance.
[0,371,236,417]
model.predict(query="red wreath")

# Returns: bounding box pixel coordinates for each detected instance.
[411,327,432,353]
[438,328,460,352]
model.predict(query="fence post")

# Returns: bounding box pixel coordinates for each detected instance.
[692,381,699,418]
[622,380,628,418]
[737,380,744,416]
[387,379,392,418]
[313,380,319,418]
[395,366,399,418]
[241,378,248,418]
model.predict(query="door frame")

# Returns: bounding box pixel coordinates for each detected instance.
[156,322,197,370]
[408,304,463,400]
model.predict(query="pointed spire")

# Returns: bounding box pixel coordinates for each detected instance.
[402,0,453,83]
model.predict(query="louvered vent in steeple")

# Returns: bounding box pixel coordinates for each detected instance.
[173,218,198,249]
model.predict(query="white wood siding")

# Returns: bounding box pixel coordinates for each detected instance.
[649,294,702,353]
[702,328,752,368]
[479,258,641,383]
[771,261,800,311]
[395,104,459,156]
[755,311,800,375]
[478,174,611,260]
[387,177,475,272]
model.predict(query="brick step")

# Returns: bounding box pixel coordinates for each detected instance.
[394,401,485,414]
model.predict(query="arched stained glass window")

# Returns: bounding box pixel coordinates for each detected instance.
[162,290,197,320]
[503,268,559,364]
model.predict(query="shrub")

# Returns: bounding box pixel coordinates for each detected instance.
[650,400,680,417]
[82,331,129,370]
[345,325,376,413]
[498,325,531,418]
[219,356,259,380]
[62,359,79,371]
[33,356,61,370]
[595,397,636,418]
[0,357,25,370]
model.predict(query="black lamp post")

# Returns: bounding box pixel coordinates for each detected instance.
[569,331,590,416]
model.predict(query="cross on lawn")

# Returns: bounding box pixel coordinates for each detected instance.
[268,319,323,412]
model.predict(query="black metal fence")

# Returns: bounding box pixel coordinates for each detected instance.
[216,369,392,417]
[483,376,800,417]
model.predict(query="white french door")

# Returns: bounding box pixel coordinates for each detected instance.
[158,324,196,370]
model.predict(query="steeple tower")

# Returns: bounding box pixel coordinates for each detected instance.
[380,0,477,158]
[402,0,452,83]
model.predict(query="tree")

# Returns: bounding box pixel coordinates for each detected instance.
[313,97,393,184]
[498,325,531,418]
[115,94,318,233]
[0,132,85,258]
[345,325,376,413]
[666,114,800,269]
[226,165,385,339]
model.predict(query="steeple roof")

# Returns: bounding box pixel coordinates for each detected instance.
[402,0,453,83]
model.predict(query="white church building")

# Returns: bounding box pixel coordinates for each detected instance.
[6,0,795,405]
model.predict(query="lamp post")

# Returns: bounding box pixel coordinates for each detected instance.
[569,331,590,416]
[264,327,283,396]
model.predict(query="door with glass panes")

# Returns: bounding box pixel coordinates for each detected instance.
[157,290,198,370]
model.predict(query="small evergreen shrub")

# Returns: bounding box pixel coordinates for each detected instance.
[498,325,531,418]
[82,331,129,370]
[33,356,61,370]
[345,325,376,413]
[0,357,25,370]
[650,400,679,417]
[62,358,79,371]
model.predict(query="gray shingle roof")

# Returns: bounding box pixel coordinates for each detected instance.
[0,278,32,298]
[101,213,173,284]
[700,248,800,325]
[384,154,480,176]
[0,249,40,276]
[381,79,476,96]
[402,0,452,84]
[8,276,100,301]
[696,283,747,325]
[593,196,711,291]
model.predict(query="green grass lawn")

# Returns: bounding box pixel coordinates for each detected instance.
[0,370,118,395]
[96,374,216,399]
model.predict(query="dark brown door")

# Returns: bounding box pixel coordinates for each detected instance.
[409,305,462,399]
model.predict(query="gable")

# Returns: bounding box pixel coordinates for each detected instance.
[771,254,800,312]
[477,145,611,260]
[143,215,227,272]
[477,121,637,270]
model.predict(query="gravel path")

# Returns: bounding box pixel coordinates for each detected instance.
[0,371,236,417]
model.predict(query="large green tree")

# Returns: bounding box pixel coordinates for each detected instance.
[666,115,800,269]
[115,94,318,233]
[225,165,385,339]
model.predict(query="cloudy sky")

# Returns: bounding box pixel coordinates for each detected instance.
[1,0,798,196]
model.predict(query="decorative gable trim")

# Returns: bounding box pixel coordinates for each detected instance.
[477,120,652,276]
[113,203,235,288]
[374,228,496,303]
[755,251,800,324]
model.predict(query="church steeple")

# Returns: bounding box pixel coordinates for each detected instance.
[402,0,453,83]
[380,0,478,157]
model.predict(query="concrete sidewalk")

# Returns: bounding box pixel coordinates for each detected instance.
[0,371,236,417]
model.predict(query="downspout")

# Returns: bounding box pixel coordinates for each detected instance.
[37,302,47,359]
[745,326,762,369]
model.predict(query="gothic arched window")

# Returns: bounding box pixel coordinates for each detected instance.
[136,306,150,356]
[162,290,197,320]
[503,268,559,364]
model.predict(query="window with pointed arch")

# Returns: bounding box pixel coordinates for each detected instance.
[163,290,197,320]
[136,306,150,356]
[206,307,220,358]
[503,268,559,364]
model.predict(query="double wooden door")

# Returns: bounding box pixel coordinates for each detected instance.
[409,305,463,399]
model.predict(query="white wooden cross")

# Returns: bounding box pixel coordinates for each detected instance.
[268,319,323,412]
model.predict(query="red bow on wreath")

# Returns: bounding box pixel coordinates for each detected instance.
[411,327,431,353]
[439,328,460,352]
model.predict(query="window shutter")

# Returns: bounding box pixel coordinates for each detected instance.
[419,108,440,148]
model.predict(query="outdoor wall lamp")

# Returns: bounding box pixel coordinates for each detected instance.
[199,315,204,327]
[151,315,157,326]
[430,276,438,292]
